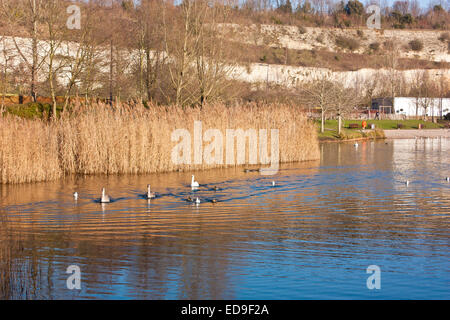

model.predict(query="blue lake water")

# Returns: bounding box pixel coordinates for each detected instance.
[1,138,449,299]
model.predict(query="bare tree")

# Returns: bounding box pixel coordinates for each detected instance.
[41,0,69,118]
[384,38,401,114]
[132,0,165,102]
[0,36,15,111]
[414,70,436,120]
[192,1,237,106]
[60,4,100,109]
[299,72,336,133]
[333,81,360,135]
[162,1,196,105]
[0,0,46,101]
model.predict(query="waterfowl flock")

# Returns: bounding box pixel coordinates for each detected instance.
[73,170,448,206]
[74,172,277,206]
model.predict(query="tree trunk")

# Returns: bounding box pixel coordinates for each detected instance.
[321,109,325,133]
[109,39,113,105]
[338,113,342,135]
[31,5,38,102]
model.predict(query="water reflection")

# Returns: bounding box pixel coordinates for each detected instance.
[1,139,449,299]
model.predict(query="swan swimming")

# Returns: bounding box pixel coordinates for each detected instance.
[191,175,199,188]
[446,177,449,182]
[195,197,200,205]
[405,180,410,186]
[146,184,156,199]
[73,192,78,201]
[272,181,276,187]
[100,188,111,203]
[354,142,359,147]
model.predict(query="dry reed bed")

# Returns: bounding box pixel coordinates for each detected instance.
[0,102,319,184]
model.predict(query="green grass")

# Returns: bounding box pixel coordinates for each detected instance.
[316,119,447,141]
[343,119,445,130]
[2,103,63,119]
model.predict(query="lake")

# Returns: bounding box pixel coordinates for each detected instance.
[1,138,449,299]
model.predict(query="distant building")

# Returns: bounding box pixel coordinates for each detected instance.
[371,98,393,114]
[371,97,450,118]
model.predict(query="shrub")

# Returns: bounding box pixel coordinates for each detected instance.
[393,23,405,29]
[297,25,307,34]
[432,22,445,29]
[335,36,360,51]
[345,0,364,15]
[316,34,324,43]
[271,16,283,25]
[369,42,380,51]
[409,38,424,51]
[383,40,394,50]
[438,32,450,42]
[5,102,59,119]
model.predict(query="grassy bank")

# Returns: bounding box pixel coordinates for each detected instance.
[317,119,449,141]
[317,120,385,141]
[0,102,319,184]
[342,119,446,130]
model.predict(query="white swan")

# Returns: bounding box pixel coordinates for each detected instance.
[100,188,111,203]
[354,142,359,147]
[446,177,449,182]
[272,181,276,187]
[191,175,199,188]
[146,184,156,199]
[195,197,200,205]
[73,192,78,201]
[405,180,410,186]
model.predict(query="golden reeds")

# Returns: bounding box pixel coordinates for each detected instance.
[0,102,319,184]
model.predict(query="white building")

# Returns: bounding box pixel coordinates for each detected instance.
[371,97,450,118]
[393,97,450,118]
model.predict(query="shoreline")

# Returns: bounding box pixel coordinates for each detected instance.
[383,129,450,139]
[320,129,450,143]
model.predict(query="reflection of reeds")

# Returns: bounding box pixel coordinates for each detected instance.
[0,214,38,300]
[0,102,319,184]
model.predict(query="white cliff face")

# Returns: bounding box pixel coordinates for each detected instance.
[221,23,450,63]
[231,63,449,91]
[1,34,448,93]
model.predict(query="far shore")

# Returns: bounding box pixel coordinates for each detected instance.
[384,129,450,139]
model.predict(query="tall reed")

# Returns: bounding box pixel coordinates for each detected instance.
[0,102,319,184]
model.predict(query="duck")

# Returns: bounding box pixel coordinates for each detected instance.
[185,196,193,202]
[73,192,78,201]
[100,188,111,203]
[211,199,218,204]
[212,186,219,191]
[146,184,156,199]
[191,175,199,188]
